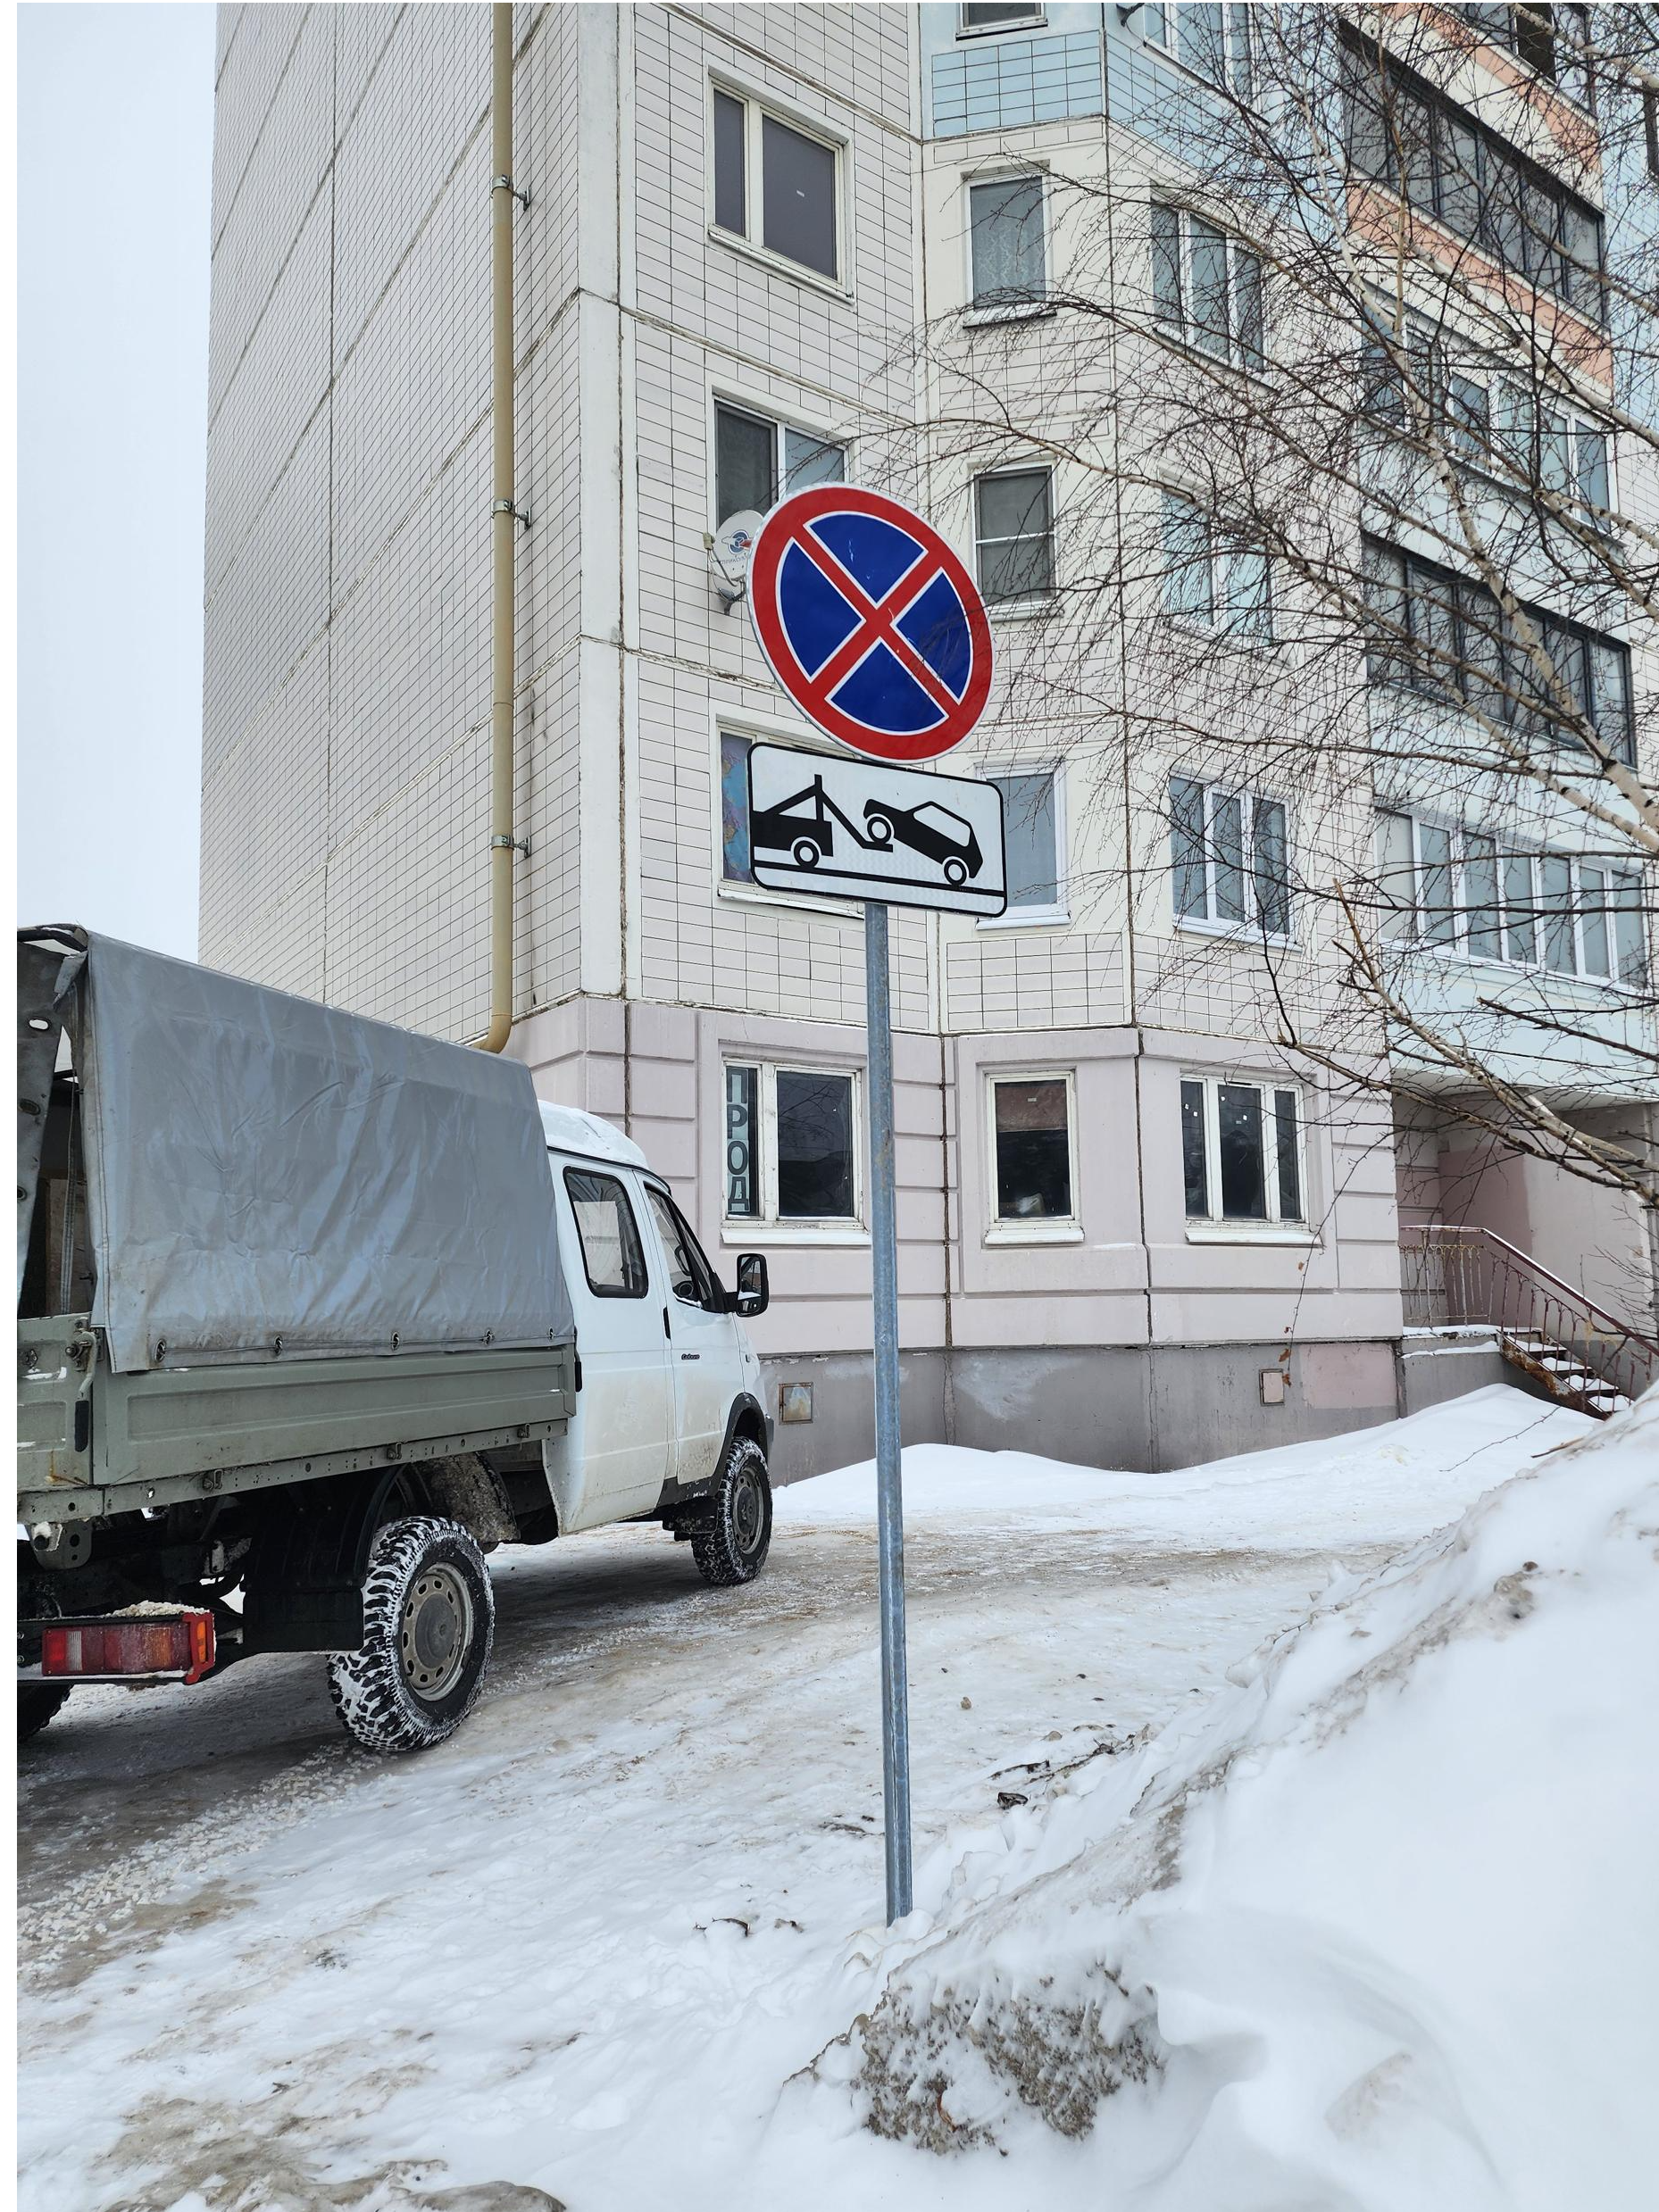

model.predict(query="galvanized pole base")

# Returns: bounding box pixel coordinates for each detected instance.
[864,901,913,1923]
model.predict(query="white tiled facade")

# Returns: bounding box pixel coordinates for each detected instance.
[201,3,1654,1472]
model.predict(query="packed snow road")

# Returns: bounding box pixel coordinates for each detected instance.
[16,1389,1583,2212]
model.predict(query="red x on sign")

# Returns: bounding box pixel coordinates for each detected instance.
[746,485,994,761]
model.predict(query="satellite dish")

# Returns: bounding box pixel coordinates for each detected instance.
[709,509,764,611]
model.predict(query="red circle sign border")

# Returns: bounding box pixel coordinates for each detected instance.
[746,484,995,762]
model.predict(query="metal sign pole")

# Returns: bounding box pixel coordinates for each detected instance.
[864,899,913,1923]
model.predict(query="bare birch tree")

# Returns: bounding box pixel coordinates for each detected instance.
[900,3,1659,1233]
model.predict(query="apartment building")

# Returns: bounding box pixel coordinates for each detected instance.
[200,3,1656,1474]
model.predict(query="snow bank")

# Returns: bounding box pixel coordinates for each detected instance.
[814,1393,1659,2210]
[774,1386,1583,1550]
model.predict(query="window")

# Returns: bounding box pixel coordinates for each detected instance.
[1145,3,1256,97]
[1161,494,1271,635]
[960,3,1044,31]
[1181,1076,1305,1227]
[645,1185,719,1307]
[1342,37,1604,317]
[1375,812,1646,984]
[563,1168,650,1297]
[723,1062,859,1226]
[969,174,1046,308]
[720,733,754,883]
[710,87,840,282]
[974,470,1055,602]
[1360,322,1613,521]
[988,769,1063,911]
[1491,383,1610,520]
[714,401,845,524]
[1149,202,1264,370]
[1171,777,1291,937]
[1452,5,1594,106]
[1361,537,1633,761]
[989,1074,1075,1223]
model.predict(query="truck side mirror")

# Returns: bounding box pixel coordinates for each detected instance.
[732,1252,769,1318]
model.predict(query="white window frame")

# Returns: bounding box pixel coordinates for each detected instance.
[708,388,848,533]
[1378,812,1646,988]
[957,3,1046,38]
[1149,200,1266,374]
[1361,317,1617,524]
[706,76,849,295]
[1143,2,1258,97]
[720,1058,866,1244]
[962,165,1053,326]
[976,760,1068,927]
[973,464,1056,612]
[984,1069,1082,1244]
[1170,776,1294,944]
[1159,491,1273,637]
[1181,1072,1313,1244]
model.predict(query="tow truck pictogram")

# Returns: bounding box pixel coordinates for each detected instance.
[750,775,984,886]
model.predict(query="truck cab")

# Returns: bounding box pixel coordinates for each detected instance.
[538,1103,771,1536]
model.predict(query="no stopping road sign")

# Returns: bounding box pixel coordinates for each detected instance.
[746,484,994,762]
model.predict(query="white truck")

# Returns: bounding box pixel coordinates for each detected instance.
[17,927,773,1753]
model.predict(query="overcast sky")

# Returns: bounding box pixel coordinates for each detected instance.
[17,3,216,958]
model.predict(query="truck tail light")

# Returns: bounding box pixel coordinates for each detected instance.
[40,1610,215,1684]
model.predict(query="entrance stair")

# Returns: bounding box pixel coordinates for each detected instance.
[1400,1225,1657,1419]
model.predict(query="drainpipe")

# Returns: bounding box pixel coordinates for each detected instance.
[479,2,521,1052]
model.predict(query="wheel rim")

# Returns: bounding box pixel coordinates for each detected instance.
[730,1466,765,1557]
[400,1562,473,1701]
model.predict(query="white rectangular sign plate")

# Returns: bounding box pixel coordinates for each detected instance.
[745,745,1006,917]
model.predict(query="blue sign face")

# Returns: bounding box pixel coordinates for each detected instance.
[748,486,995,762]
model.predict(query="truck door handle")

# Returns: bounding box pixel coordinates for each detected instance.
[663,1307,671,1339]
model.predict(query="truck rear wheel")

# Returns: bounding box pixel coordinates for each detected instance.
[18,1684,71,1742]
[692,1437,773,1587]
[328,1517,494,1753]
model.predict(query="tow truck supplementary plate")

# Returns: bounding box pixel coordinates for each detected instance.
[744,744,1007,917]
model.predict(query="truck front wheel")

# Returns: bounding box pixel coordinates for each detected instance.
[328,1518,495,1753]
[692,1437,773,1587]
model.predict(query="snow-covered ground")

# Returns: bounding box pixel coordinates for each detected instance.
[15,1386,1641,2212]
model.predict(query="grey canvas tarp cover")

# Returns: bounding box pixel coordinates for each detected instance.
[54,930,573,1373]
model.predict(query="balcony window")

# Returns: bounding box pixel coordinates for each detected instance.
[1360,536,1633,761]
[1342,37,1604,316]
[1375,811,1646,985]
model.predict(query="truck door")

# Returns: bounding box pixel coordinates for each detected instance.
[642,1183,741,1492]
[555,1162,671,1521]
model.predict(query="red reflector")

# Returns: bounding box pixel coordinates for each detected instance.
[41,1611,215,1684]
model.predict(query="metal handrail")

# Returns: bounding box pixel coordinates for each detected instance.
[1456,1225,1659,1354]
[1400,1221,1659,1407]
